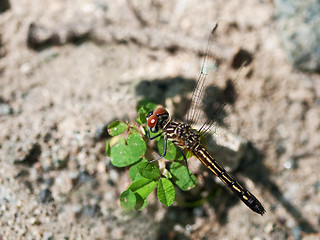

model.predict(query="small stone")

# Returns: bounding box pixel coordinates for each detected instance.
[30,217,41,225]
[38,188,53,204]
[16,200,23,208]
[27,23,53,49]
[19,63,32,75]
[49,145,69,169]
[79,171,93,183]
[15,143,41,165]
[109,169,119,183]
[72,205,82,219]
[264,223,274,234]
[69,170,80,185]
[52,172,73,194]
[1,204,7,211]
[283,157,297,170]
[276,142,286,156]
[43,178,54,187]
[0,103,13,116]
[104,191,116,202]
[82,204,102,217]
[97,160,106,173]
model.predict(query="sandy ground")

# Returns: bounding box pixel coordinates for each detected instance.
[0,0,320,239]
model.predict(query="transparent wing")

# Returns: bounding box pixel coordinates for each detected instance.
[186,24,240,136]
[186,24,218,128]
[197,77,237,135]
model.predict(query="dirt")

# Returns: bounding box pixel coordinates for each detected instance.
[0,0,320,239]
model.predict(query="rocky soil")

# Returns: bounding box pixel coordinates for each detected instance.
[0,0,320,239]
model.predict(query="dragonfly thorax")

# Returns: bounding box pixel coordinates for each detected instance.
[164,122,200,151]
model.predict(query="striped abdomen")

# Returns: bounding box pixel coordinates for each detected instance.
[193,143,265,215]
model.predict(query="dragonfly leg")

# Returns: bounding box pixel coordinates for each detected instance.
[147,130,163,140]
[176,146,195,182]
[149,134,167,163]
[145,134,167,169]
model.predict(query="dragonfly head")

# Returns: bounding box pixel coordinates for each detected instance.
[146,107,170,133]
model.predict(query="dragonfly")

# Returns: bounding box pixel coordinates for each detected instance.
[146,24,265,215]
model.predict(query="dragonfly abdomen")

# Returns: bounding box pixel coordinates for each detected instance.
[193,143,266,215]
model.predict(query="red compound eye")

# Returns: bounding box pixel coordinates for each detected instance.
[153,107,167,116]
[147,114,158,128]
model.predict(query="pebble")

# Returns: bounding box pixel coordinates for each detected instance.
[82,204,102,217]
[27,20,93,50]
[19,63,32,75]
[72,205,82,219]
[104,191,116,202]
[283,157,297,170]
[15,143,41,165]
[44,178,54,187]
[109,170,119,183]
[30,217,41,225]
[276,142,286,156]
[69,170,80,183]
[52,172,73,194]
[0,103,13,115]
[97,160,106,173]
[264,222,274,234]
[16,200,23,208]
[38,188,53,204]
[79,171,93,183]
